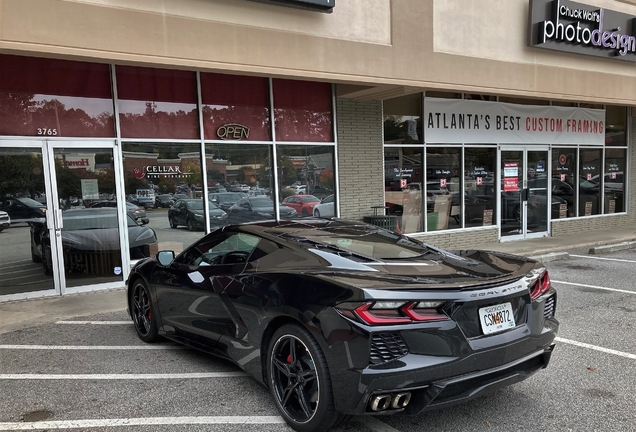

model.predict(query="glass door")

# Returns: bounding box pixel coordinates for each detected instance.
[500,147,550,241]
[0,140,127,301]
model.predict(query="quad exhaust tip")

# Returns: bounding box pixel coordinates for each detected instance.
[369,392,411,412]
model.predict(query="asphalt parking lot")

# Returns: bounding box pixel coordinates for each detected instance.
[0,248,635,431]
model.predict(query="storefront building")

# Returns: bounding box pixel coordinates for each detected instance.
[0,0,634,301]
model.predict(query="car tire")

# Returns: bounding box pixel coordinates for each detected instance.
[42,243,52,276]
[301,208,309,217]
[314,209,320,217]
[187,218,195,231]
[31,242,42,263]
[169,217,178,229]
[267,324,347,432]
[130,279,160,343]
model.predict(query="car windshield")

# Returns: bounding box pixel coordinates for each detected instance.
[186,200,204,210]
[250,198,274,209]
[284,226,431,260]
[18,197,45,207]
[216,193,241,203]
[63,212,119,230]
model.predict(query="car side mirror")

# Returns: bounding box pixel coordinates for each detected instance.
[140,217,150,225]
[156,250,175,266]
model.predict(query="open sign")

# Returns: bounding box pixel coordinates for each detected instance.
[217,123,250,140]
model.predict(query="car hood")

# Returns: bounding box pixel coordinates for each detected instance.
[308,249,537,290]
[61,226,156,250]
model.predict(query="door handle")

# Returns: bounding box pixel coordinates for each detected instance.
[55,209,64,230]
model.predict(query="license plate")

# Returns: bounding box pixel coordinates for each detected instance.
[478,302,516,335]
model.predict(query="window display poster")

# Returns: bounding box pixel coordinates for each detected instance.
[81,179,99,200]
[504,162,518,178]
[609,200,616,214]
[483,209,493,226]
[504,177,518,192]
[440,178,447,187]
[559,203,567,218]
[560,173,566,181]
[536,161,545,172]
[585,201,593,216]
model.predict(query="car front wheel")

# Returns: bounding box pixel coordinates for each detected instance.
[314,209,320,217]
[267,324,348,432]
[130,279,160,343]
[169,217,178,229]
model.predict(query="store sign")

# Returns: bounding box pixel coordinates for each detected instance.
[217,123,250,141]
[424,98,605,145]
[529,0,636,61]
[248,0,334,13]
[132,166,192,179]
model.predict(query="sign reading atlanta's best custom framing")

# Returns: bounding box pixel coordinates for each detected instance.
[529,0,636,61]
[424,98,605,145]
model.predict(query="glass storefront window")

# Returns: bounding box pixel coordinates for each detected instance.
[384,94,423,144]
[552,148,577,218]
[273,80,333,142]
[579,149,602,216]
[384,148,423,234]
[205,143,272,225]
[116,66,199,139]
[604,148,626,214]
[464,148,496,228]
[275,145,335,219]
[426,148,461,232]
[605,106,627,146]
[122,142,204,256]
[201,73,271,141]
[0,54,115,137]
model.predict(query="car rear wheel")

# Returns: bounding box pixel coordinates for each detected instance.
[301,208,309,217]
[267,324,347,432]
[131,279,160,343]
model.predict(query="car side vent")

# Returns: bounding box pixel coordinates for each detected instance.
[544,294,556,319]
[370,332,408,365]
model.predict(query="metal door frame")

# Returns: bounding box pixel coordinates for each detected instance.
[0,139,127,302]
[499,145,551,242]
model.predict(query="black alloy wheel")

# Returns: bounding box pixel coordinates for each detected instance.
[267,324,348,432]
[131,280,159,343]
[187,218,195,231]
[169,217,178,229]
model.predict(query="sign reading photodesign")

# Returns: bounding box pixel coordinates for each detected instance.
[424,98,605,145]
[529,0,636,61]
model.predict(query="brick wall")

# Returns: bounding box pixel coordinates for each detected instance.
[336,99,385,219]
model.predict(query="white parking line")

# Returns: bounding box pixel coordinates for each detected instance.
[0,345,184,350]
[551,280,636,295]
[555,337,636,360]
[0,372,247,380]
[0,416,285,430]
[569,254,636,263]
[357,416,402,432]
[55,321,131,325]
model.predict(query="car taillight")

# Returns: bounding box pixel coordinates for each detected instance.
[350,301,447,326]
[530,270,551,300]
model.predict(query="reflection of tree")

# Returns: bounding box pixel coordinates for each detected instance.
[124,171,150,195]
[319,169,334,188]
[274,109,332,142]
[0,92,114,137]
[202,105,270,141]
[119,101,198,139]
[183,162,202,187]
[207,169,225,184]
[0,154,45,198]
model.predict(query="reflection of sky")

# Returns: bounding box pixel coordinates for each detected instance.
[32,94,113,118]
[118,100,197,115]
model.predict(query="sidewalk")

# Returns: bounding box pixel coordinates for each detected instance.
[1,226,636,335]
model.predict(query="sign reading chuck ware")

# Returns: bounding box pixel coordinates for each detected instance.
[248,0,334,13]
[217,124,250,141]
[529,0,636,61]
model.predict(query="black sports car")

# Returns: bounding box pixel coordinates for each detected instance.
[127,219,558,432]
[31,208,157,275]
[226,197,296,224]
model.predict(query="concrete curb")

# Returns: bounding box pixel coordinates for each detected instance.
[589,241,636,255]
[529,252,570,263]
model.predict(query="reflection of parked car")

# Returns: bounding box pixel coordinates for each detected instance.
[209,192,243,212]
[30,208,157,275]
[282,194,320,217]
[226,197,296,224]
[0,210,10,232]
[155,194,175,208]
[90,201,147,220]
[0,197,46,224]
[312,194,335,217]
[127,219,558,432]
[168,199,228,231]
